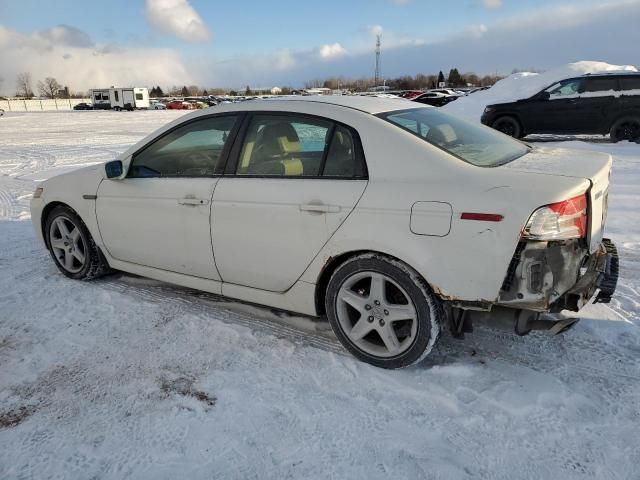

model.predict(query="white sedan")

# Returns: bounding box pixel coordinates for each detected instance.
[30,97,618,368]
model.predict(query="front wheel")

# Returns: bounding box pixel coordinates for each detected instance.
[492,116,522,138]
[45,205,110,280]
[610,116,640,143]
[325,254,443,369]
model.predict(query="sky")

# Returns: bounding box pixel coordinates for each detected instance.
[0,0,639,94]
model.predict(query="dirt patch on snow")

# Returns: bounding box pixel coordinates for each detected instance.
[0,405,35,429]
[159,376,216,408]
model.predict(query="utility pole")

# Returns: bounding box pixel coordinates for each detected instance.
[374,34,382,88]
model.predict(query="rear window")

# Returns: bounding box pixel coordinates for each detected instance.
[379,108,530,167]
[582,78,618,93]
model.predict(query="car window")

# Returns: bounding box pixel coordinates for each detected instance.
[581,78,618,93]
[620,77,640,91]
[546,79,583,98]
[380,108,529,167]
[236,115,332,176]
[129,115,238,178]
[323,125,365,178]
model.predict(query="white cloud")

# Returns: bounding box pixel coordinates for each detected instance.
[369,25,384,37]
[0,25,194,95]
[481,0,502,8]
[144,0,210,43]
[319,43,346,59]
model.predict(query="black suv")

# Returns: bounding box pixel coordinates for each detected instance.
[481,72,640,142]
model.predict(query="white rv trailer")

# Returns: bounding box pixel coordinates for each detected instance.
[90,87,150,110]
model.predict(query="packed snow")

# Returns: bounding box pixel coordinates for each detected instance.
[1,110,640,479]
[444,61,638,122]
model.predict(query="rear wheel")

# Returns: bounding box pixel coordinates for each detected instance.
[610,116,640,143]
[325,254,443,369]
[45,205,110,280]
[492,116,522,138]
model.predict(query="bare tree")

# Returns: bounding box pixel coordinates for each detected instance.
[37,77,62,99]
[16,72,34,98]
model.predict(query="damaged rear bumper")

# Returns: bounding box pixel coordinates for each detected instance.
[497,238,619,313]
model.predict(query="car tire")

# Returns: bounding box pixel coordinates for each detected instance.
[45,205,110,280]
[325,253,443,369]
[492,116,522,138]
[610,116,640,143]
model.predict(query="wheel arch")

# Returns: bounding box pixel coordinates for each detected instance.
[314,249,443,316]
[609,111,640,128]
[41,201,74,249]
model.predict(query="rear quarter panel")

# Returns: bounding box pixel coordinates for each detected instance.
[301,120,591,303]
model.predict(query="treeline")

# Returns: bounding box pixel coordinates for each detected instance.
[307,68,504,91]
[13,72,83,99]
[7,66,505,101]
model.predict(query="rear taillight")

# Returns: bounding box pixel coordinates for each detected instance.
[522,194,588,240]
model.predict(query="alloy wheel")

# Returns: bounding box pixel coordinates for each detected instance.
[49,216,87,274]
[336,271,418,358]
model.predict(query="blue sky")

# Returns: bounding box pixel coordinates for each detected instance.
[0,0,638,93]
[1,0,568,56]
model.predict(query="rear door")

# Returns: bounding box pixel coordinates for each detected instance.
[577,77,620,133]
[618,76,640,117]
[97,114,240,279]
[211,113,368,292]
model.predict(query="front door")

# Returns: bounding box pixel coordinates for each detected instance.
[97,114,240,280]
[526,78,586,133]
[212,113,368,292]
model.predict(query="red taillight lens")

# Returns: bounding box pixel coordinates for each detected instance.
[548,194,588,238]
[523,193,588,240]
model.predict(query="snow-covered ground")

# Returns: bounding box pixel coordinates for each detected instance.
[1,111,639,479]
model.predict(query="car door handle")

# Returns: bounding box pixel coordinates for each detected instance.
[178,197,209,206]
[299,203,341,214]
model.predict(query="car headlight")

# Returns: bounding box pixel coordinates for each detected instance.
[33,187,44,199]
[483,107,493,114]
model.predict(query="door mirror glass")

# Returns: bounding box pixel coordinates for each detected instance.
[105,160,123,179]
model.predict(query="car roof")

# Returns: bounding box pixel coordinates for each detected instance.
[578,71,640,78]
[260,95,418,114]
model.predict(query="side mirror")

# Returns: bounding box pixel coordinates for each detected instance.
[105,160,123,179]
[537,91,550,101]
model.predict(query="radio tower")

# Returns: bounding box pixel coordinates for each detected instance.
[374,34,381,88]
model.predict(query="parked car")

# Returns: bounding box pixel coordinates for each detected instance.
[30,97,617,369]
[166,100,196,110]
[427,88,465,97]
[400,90,424,100]
[481,72,640,142]
[467,86,490,95]
[73,102,93,111]
[151,102,166,110]
[412,92,456,107]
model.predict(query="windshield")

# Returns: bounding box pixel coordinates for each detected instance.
[379,108,530,167]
